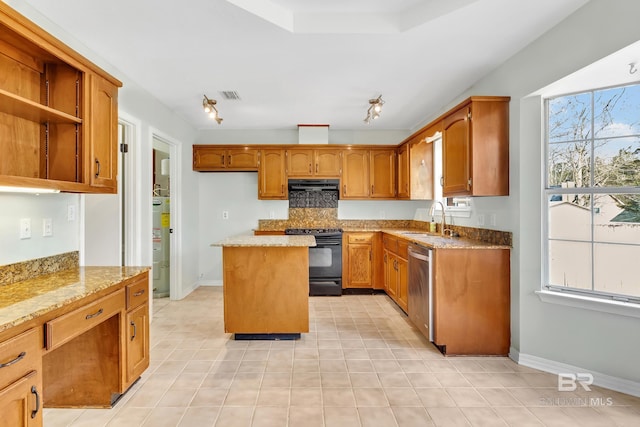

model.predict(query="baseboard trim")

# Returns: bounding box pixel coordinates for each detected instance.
[197,279,222,287]
[512,350,640,398]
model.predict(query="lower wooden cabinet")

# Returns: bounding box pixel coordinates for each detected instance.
[382,234,408,312]
[0,371,42,427]
[343,233,374,289]
[125,302,149,389]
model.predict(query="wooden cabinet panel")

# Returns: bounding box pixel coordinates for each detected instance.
[287,148,313,176]
[409,126,436,200]
[125,277,149,311]
[125,303,149,389]
[397,144,409,199]
[382,234,408,313]
[314,148,341,177]
[442,97,509,196]
[432,248,510,355]
[258,149,286,199]
[370,148,396,198]
[87,75,118,192]
[287,148,341,177]
[396,256,408,312]
[0,371,42,427]
[192,145,258,171]
[341,149,369,199]
[343,232,374,289]
[0,328,40,391]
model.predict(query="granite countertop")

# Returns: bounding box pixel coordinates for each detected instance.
[380,229,511,250]
[0,266,150,333]
[212,235,316,248]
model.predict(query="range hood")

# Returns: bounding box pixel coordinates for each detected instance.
[298,124,329,145]
[288,179,339,191]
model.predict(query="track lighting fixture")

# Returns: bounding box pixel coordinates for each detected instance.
[202,95,223,124]
[364,95,384,124]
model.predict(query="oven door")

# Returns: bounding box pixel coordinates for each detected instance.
[309,236,342,279]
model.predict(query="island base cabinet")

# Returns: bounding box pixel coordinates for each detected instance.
[223,246,309,334]
[432,249,510,356]
[124,303,149,390]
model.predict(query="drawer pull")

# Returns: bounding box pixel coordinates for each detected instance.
[131,321,137,341]
[31,385,40,418]
[133,289,146,297]
[0,351,26,368]
[85,308,104,320]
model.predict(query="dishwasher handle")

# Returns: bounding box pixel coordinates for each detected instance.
[408,247,431,262]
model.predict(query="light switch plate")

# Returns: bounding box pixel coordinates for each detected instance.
[20,218,31,239]
[43,218,53,237]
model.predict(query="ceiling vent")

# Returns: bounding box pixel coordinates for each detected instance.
[219,91,241,100]
[298,124,329,145]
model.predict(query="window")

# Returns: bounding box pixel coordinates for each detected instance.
[544,83,640,303]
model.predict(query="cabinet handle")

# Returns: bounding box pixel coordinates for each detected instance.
[383,253,387,262]
[221,154,225,165]
[371,185,374,195]
[315,163,318,173]
[131,321,137,341]
[281,184,284,195]
[0,351,26,368]
[440,177,444,187]
[94,158,101,178]
[31,385,40,419]
[343,184,347,195]
[309,164,312,173]
[228,155,232,166]
[133,289,146,297]
[369,250,372,261]
[85,308,104,320]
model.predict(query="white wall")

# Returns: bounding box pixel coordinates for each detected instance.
[0,193,80,265]
[456,0,640,390]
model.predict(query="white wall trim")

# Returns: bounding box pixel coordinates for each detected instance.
[198,280,223,287]
[512,351,640,398]
[536,290,640,319]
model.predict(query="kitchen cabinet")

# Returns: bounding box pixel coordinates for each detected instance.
[192,145,258,171]
[341,149,370,198]
[258,149,287,199]
[398,124,438,200]
[286,147,341,177]
[0,328,42,427]
[382,234,408,312]
[370,148,396,198]
[343,232,374,289]
[441,96,510,196]
[432,248,510,355]
[123,276,150,390]
[397,144,410,199]
[0,3,122,193]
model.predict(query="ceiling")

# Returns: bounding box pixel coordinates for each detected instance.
[20,0,590,131]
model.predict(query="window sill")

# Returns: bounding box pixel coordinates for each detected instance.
[536,290,640,319]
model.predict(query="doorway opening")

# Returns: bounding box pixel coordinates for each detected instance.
[152,138,171,298]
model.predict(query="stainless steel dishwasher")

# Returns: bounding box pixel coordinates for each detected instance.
[408,244,432,341]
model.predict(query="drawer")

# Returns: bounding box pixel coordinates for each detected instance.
[348,233,373,244]
[397,239,409,259]
[126,277,149,310]
[0,328,40,390]
[46,289,124,351]
[382,234,397,252]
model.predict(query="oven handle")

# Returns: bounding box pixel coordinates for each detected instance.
[314,241,342,246]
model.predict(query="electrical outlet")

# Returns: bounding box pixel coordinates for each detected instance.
[490,213,497,227]
[222,210,229,220]
[477,214,485,226]
[20,218,31,239]
[43,218,53,237]
[269,211,275,219]
[67,205,76,221]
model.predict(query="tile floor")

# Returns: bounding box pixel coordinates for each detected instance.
[44,287,640,426]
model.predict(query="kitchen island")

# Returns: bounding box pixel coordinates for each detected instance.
[212,235,315,339]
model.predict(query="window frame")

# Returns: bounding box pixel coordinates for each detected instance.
[540,82,640,314]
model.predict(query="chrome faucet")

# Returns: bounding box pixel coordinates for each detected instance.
[429,201,447,237]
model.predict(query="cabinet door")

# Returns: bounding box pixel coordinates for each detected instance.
[88,74,118,191]
[345,233,373,289]
[314,149,341,177]
[125,303,149,389]
[193,146,226,170]
[0,371,42,427]
[409,136,434,200]
[341,149,369,199]
[258,149,287,199]
[370,149,396,198]
[397,144,409,199]
[227,148,258,170]
[442,105,471,196]
[287,148,314,177]
[396,256,408,312]
[387,253,398,299]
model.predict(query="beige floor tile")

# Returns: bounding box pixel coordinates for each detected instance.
[43,408,85,427]
[183,360,214,373]
[178,406,219,427]
[343,348,372,360]
[594,406,640,425]
[324,407,361,427]
[290,387,323,406]
[251,406,288,427]
[460,407,507,426]
[289,406,324,427]
[257,388,291,406]
[321,371,352,387]
[426,407,471,426]
[201,371,235,388]
[446,387,489,407]
[67,408,116,427]
[358,406,397,427]
[384,387,422,407]
[238,360,268,373]
[416,388,457,408]
[214,406,253,427]
[106,407,152,427]
[322,387,357,407]
[319,359,348,372]
[171,371,207,389]
[392,406,435,427]
[492,407,543,426]
[379,371,411,387]
[224,388,259,406]
[350,372,383,388]
[190,388,229,407]
[142,407,187,427]
[477,388,523,407]
[354,388,390,407]
[261,372,292,388]
[407,372,442,388]
[157,387,197,407]
[435,372,473,387]
[231,372,263,389]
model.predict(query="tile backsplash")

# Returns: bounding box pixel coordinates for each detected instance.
[0,251,79,286]
[288,190,338,208]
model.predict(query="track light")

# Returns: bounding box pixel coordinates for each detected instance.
[364,95,384,124]
[202,95,223,124]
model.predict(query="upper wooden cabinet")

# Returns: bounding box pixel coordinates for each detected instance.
[399,123,438,200]
[258,149,287,199]
[369,148,396,199]
[192,145,258,171]
[0,3,122,193]
[286,147,341,178]
[442,97,509,197]
[341,149,370,199]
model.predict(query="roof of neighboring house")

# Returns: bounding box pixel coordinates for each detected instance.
[610,210,640,223]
